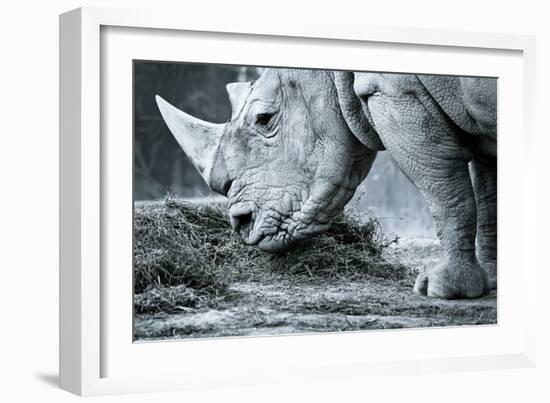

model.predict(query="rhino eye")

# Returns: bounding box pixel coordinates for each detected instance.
[256,113,273,126]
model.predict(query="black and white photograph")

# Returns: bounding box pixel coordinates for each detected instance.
[133,61,497,341]
[5,0,548,399]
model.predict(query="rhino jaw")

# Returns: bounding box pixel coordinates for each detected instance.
[155,95,225,186]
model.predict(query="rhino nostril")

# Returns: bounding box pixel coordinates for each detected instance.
[221,179,233,196]
[231,211,254,238]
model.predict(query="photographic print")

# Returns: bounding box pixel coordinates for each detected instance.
[133,61,497,341]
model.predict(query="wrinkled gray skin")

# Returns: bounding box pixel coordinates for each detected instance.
[156,69,497,299]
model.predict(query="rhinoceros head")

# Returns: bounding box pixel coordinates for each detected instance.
[156,68,376,252]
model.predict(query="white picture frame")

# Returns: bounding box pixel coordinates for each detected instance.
[59,6,537,396]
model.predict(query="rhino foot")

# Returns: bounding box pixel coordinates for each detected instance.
[414,256,489,299]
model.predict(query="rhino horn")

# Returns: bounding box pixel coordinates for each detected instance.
[226,82,251,117]
[155,95,224,185]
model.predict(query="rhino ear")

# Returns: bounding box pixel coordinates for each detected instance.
[226,82,251,117]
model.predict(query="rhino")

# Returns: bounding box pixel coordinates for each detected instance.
[156,68,497,300]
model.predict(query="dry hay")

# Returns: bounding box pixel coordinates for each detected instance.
[134,196,412,313]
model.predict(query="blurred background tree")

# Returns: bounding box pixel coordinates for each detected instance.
[134,61,434,237]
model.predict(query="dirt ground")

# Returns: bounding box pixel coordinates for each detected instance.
[134,235,497,341]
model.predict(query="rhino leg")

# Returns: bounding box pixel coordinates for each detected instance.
[354,73,488,299]
[471,158,497,289]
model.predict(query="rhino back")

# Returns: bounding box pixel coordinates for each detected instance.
[418,75,497,139]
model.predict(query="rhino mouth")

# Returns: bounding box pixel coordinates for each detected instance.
[229,202,298,253]
[229,202,264,246]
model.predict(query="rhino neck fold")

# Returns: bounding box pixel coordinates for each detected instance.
[332,71,385,151]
